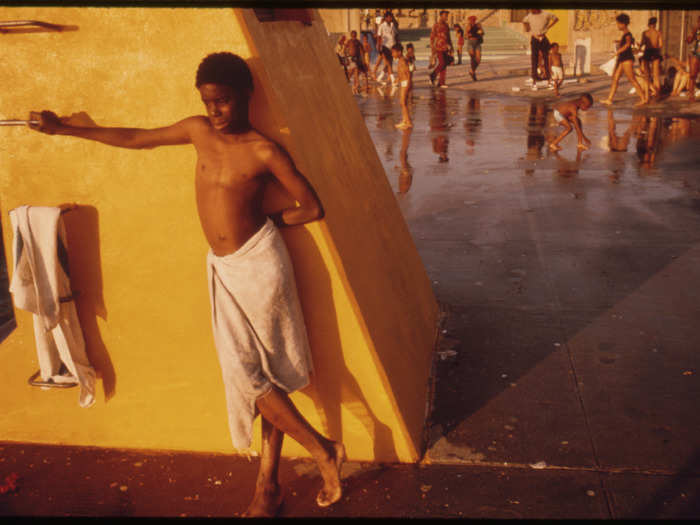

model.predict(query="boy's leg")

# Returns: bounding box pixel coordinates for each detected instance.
[602,63,624,104]
[575,117,590,149]
[256,385,345,507]
[689,57,700,101]
[244,416,284,517]
[469,50,477,79]
[622,61,647,105]
[549,121,571,150]
[652,59,661,95]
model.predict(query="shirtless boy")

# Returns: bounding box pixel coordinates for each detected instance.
[549,42,564,96]
[361,33,372,84]
[392,43,413,129]
[28,52,345,518]
[405,43,417,74]
[345,30,368,94]
[548,93,593,151]
[640,17,663,99]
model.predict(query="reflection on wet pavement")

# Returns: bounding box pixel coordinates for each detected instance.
[357,88,700,221]
[357,85,700,470]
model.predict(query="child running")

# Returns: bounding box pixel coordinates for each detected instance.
[549,42,564,96]
[392,43,413,129]
[548,93,593,151]
[345,30,368,95]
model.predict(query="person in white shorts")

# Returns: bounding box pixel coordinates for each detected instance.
[549,42,564,96]
[392,43,413,129]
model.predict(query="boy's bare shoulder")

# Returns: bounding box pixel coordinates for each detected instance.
[248,131,290,163]
[184,115,213,132]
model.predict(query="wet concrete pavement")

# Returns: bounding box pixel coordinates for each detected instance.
[2,64,700,518]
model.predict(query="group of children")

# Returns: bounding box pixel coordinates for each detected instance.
[336,30,417,100]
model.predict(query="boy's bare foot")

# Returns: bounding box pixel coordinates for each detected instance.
[600,99,613,105]
[577,142,590,150]
[316,442,346,508]
[243,484,284,517]
[548,143,562,151]
[634,99,647,107]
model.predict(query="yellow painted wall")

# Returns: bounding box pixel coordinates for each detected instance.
[0,7,439,463]
[548,10,569,50]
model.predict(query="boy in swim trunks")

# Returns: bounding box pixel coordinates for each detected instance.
[361,33,372,84]
[405,43,417,74]
[549,42,564,96]
[392,43,413,129]
[28,52,345,518]
[640,17,663,99]
[345,30,368,95]
[548,93,593,151]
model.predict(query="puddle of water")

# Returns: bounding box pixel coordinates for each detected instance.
[356,88,700,219]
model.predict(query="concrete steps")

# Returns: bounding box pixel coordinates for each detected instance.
[398,25,528,59]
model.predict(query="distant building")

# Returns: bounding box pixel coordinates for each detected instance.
[319,8,699,60]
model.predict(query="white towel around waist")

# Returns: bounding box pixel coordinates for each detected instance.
[206,218,314,451]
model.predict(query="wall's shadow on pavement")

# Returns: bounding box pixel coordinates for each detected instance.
[403,98,700,457]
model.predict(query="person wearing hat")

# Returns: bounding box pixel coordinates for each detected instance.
[465,15,484,81]
[429,10,454,88]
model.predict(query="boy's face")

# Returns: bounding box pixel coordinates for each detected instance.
[392,48,401,59]
[616,21,625,30]
[551,45,559,53]
[199,83,244,132]
[580,98,592,110]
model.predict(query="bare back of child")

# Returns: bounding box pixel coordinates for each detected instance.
[548,93,593,151]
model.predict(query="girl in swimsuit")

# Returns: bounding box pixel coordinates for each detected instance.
[601,13,648,107]
[466,16,484,81]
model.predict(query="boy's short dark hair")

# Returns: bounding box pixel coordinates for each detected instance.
[350,30,357,37]
[440,10,449,15]
[649,17,657,25]
[551,42,559,48]
[581,93,594,105]
[195,52,253,96]
[392,43,403,52]
[406,43,414,49]
[616,13,630,25]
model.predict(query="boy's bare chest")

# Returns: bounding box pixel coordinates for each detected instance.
[195,148,264,189]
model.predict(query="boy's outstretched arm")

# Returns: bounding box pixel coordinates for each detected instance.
[570,116,590,144]
[29,110,194,149]
[259,142,324,227]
